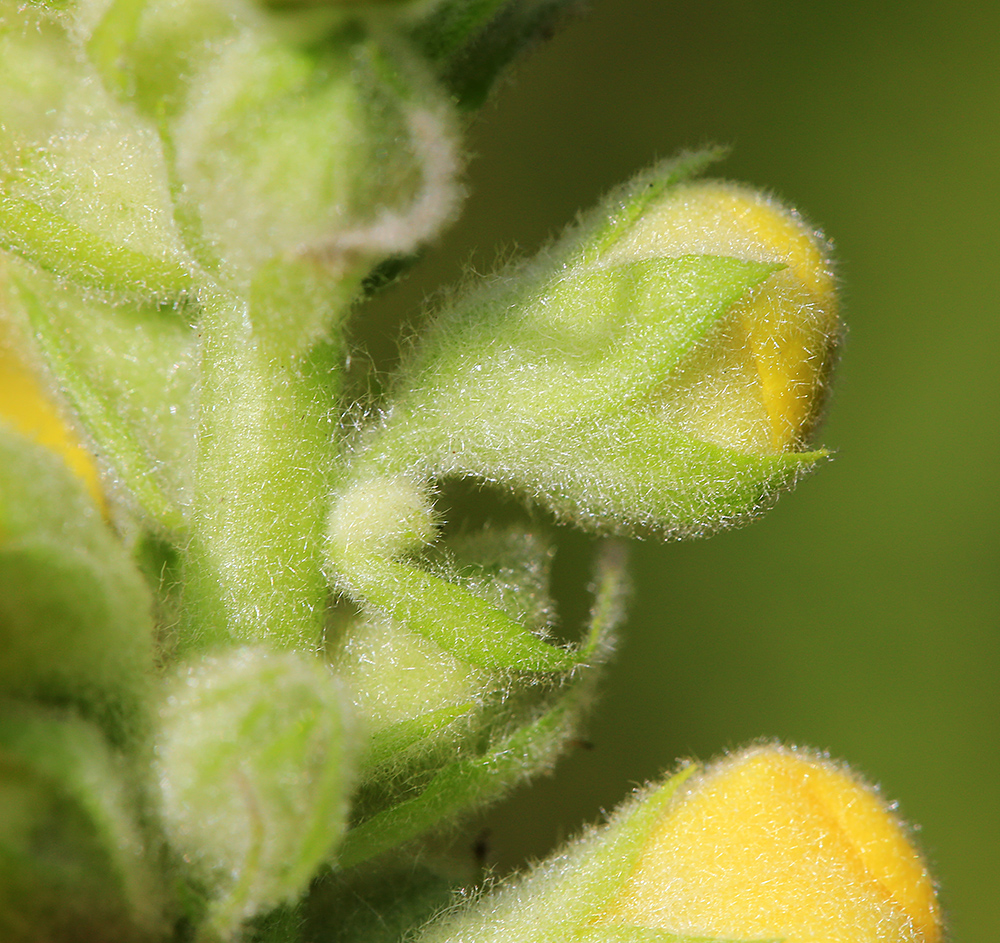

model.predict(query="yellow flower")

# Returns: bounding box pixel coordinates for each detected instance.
[605,181,840,453]
[600,744,941,943]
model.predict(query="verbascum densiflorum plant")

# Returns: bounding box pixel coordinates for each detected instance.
[0,1,940,941]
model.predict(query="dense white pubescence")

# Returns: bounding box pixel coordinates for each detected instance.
[155,647,356,930]
[327,523,560,773]
[345,177,836,540]
[328,475,438,558]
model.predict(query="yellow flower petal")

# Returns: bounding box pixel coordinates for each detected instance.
[0,339,105,511]
[601,745,941,943]
[607,182,839,452]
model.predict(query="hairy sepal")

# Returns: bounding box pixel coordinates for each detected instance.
[0,430,156,747]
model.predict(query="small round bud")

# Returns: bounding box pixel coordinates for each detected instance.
[155,647,354,933]
[327,475,437,558]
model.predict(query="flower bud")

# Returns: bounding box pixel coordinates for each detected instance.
[143,7,464,277]
[329,524,556,782]
[603,180,838,452]
[154,647,356,936]
[354,156,839,537]
[600,745,941,943]
[413,745,942,943]
[334,541,625,870]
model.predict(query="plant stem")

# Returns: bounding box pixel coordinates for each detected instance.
[178,285,342,657]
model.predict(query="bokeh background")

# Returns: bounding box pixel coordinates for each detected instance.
[361,2,999,938]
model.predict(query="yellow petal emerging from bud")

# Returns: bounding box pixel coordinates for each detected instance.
[606,182,839,452]
[0,335,104,510]
[601,745,941,943]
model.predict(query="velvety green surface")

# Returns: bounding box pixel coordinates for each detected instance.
[357,1,999,938]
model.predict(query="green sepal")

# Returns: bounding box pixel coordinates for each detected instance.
[86,0,243,120]
[468,411,825,537]
[337,545,625,868]
[375,253,776,442]
[579,151,727,259]
[163,24,460,276]
[532,768,700,927]
[358,253,787,537]
[85,0,155,101]
[0,705,164,943]
[2,262,195,531]
[409,0,584,110]
[412,765,700,943]
[571,412,826,536]
[0,431,156,747]
[333,549,574,672]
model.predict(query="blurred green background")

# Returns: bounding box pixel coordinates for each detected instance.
[362,1,999,938]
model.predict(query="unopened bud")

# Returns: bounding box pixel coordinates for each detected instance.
[413,745,942,943]
[601,745,941,943]
[355,156,840,537]
[606,181,838,452]
[154,647,355,936]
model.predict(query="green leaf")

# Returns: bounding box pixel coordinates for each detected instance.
[410,0,584,110]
